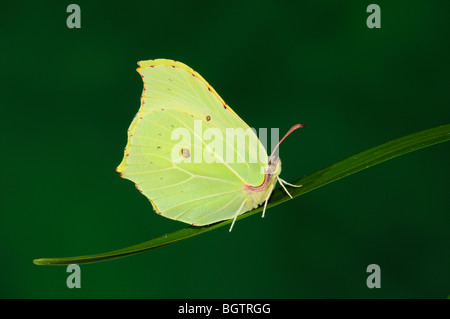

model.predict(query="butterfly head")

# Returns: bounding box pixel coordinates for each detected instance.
[267,156,281,177]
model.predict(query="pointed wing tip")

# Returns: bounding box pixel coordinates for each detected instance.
[137,58,155,67]
[136,59,193,74]
[137,58,177,68]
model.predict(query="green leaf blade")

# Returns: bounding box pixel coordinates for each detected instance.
[33,124,450,265]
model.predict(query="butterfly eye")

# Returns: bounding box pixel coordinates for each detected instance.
[206,115,211,121]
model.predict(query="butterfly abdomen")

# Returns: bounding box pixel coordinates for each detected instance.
[243,159,281,211]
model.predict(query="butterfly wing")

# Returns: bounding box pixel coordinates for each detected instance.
[117,59,270,225]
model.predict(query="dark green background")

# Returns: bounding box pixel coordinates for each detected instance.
[1,1,449,298]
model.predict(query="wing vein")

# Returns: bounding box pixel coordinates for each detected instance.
[165,111,246,183]
[138,176,194,190]
[192,193,244,223]
[163,189,242,213]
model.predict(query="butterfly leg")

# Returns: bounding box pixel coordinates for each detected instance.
[262,184,275,218]
[229,199,247,232]
[278,177,302,188]
[277,176,294,198]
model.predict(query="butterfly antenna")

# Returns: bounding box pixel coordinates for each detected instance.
[269,123,306,160]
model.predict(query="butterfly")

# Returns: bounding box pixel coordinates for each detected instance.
[117,59,304,231]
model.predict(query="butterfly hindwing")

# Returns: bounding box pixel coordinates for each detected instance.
[120,109,249,225]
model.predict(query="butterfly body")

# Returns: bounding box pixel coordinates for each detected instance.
[243,158,281,210]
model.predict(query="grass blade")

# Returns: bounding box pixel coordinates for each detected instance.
[33,124,450,265]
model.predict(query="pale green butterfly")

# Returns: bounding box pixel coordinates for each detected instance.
[117,59,304,231]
